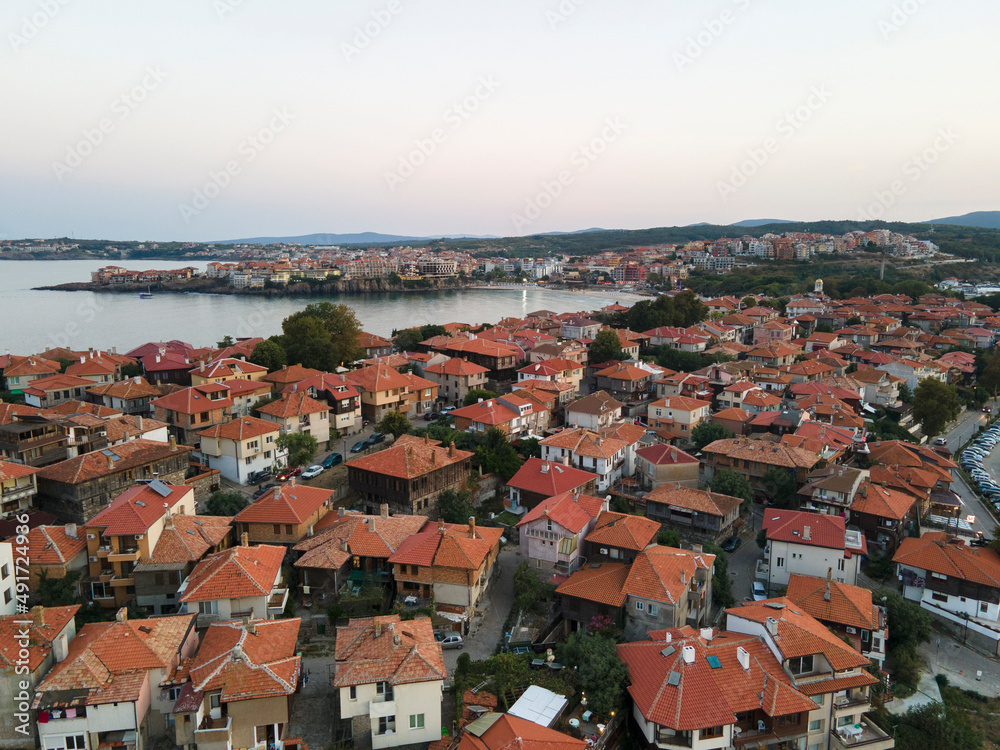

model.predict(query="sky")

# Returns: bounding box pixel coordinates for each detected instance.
[2,0,998,242]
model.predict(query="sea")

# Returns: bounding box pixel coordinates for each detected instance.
[0,260,643,355]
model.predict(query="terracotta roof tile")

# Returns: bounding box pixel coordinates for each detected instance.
[199,415,279,442]
[623,546,715,605]
[85,482,192,536]
[347,436,472,480]
[516,492,604,534]
[333,615,446,687]
[507,458,597,497]
[893,532,1000,588]
[0,606,80,672]
[236,484,332,525]
[585,511,659,552]
[37,439,191,485]
[180,545,284,602]
[27,525,88,566]
[786,574,878,631]
[294,513,429,570]
[645,485,741,519]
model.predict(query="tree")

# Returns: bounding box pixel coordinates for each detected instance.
[704,542,735,608]
[419,324,448,340]
[761,467,798,509]
[120,363,144,379]
[815,323,834,334]
[35,569,81,607]
[979,349,1000,396]
[878,589,932,688]
[387,271,402,285]
[216,335,235,348]
[280,302,363,370]
[250,338,287,373]
[691,421,735,451]
[610,495,632,514]
[250,394,280,416]
[475,427,523,480]
[898,382,913,403]
[463,388,499,406]
[589,329,624,365]
[912,377,960,437]
[277,432,319,468]
[205,491,248,516]
[376,410,410,439]
[439,489,475,524]
[392,328,423,352]
[657,528,681,547]
[513,562,555,614]
[741,296,756,308]
[518,437,541,459]
[556,632,630,716]
[708,469,753,505]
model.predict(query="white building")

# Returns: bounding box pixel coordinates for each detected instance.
[515,492,606,576]
[762,509,866,591]
[198,416,287,484]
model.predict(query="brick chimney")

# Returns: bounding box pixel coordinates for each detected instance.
[169,435,177,452]
[468,516,476,537]
[106,453,114,470]
[137,415,143,431]
[449,441,456,457]
[438,518,445,532]
[375,620,382,638]
[380,503,389,518]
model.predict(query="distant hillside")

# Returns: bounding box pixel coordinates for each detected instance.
[926,211,1000,229]
[731,218,796,227]
[218,231,498,245]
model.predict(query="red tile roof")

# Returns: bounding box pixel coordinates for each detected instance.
[333,615,446,687]
[636,444,700,467]
[347,435,473,479]
[389,521,503,570]
[851,481,919,521]
[426,358,490,377]
[786,574,878,631]
[516,492,604,533]
[236,484,332,525]
[27,525,88,566]
[644,485,741,519]
[893,532,1000,588]
[199,415,280,442]
[0,459,39,482]
[137,515,233,570]
[623,545,715,605]
[86,376,162,400]
[459,713,586,750]
[180,544,284,602]
[85,482,192,536]
[151,385,234,415]
[294,513,429,571]
[37,439,191,485]
[762,509,848,551]
[585,511,659,552]
[555,562,630,607]
[506,458,597,497]
[0,606,80,672]
[256,391,330,419]
[344,363,412,392]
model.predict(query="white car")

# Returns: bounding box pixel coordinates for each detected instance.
[752,582,768,601]
[301,465,324,479]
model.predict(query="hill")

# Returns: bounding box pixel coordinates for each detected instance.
[926,211,1000,229]
[217,231,498,245]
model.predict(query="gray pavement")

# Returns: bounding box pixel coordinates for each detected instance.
[925,628,1000,696]
[443,545,520,678]
[939,403,998,539]
[286,652,337,749]
[727,507,766,606]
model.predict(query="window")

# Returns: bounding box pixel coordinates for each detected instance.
[245,457,252,465]
[776,713,800,727]
[776,557,785,568]
[378,715,396,735]
[931,592,948,603]
[410,714,425,730]
[3,589,10,605]
[210,693,222,710]
[167,686,182,701]
[376,682,394,700]
[648,603,658,616]
[809,719,823,732]
[199,600,219,615]
[931,572,947,580]
[349,685,357,700]
[982,602,990,613]
[838,558,845,571]
[837,715,855,728]
[91,582,110,599]
[273,524,281,534]
[701,726,723,739]
[788,655,814,675]
[65,736,86,750]
[285,524,293,535]
[812,694,824,705]
[635,600,644,611]
[0,564,8,579]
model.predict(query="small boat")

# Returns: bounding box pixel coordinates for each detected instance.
[139,286,153,299]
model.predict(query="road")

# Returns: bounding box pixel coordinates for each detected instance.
[941,402,999,539]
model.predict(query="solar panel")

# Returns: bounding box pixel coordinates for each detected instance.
[148,479,172,497]
[706,655,722,669]
[660,646,676,658]
[667,672,681,686]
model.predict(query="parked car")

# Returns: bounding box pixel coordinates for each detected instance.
[440,634,464,650]
[322,452,343,468]
[277,466,302,481]
[252,484,276,499]
[441,406,457,413]
[934,437,947,446]
[350,440,367,453]
[424,411,439,421]
[752,582,768,601]
[366,432,386,447]
[720,535,741,553]
[301,465,324,479]
[246,469,272,485]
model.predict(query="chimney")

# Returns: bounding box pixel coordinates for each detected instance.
[115,607,128,622]
[562,455,569,466]
[137,415,143,431]
[200,360,205,372]
[64,523,77,539]
[247,619,256,636]
[438,518,445,531]
[665,632,672,643]
[169,435,177,452]
[803,525,811,541]
[338,507,346,517]
[449,441,456,457]
[133,375,140,384]
[106,453,114,470]
[340,540,348,552]
[692,543,703,555]
[469,516,476,537]
[393,633,401,646]
[680,570,686,584]
[700,628,713,641]
[541,462,549,474]
[681,645,695,664]
[31,605,45,627]
[737,646,750,670]
[241,532,249,546]
[765,616,779,636]
[80,355,86,364]
[375,620,382,638]
[289,475,296,487]
[380,503,389,518]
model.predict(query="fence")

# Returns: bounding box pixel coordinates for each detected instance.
[920,599,1000,656]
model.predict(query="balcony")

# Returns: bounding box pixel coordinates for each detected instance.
[267,587,289,616]
[830,718,894,750]
[108,548,140,563]
[833,690,871,712]
[195,715,232,745]
[110,575,135,588]
[733,722,807,747]
[0,485,35,504]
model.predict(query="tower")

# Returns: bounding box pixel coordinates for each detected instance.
[814,278,824,295]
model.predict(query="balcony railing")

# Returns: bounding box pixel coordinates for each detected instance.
[829,718,894,749]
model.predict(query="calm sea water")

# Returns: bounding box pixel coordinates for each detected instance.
[0,260,639,355]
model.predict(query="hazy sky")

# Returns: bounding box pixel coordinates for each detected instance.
[2,0,998,241]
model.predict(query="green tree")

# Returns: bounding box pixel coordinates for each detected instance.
[979,349,1000,397]
[205,491,249,516]
[513,562,554,614]
[898,382,913,403]
[35,569,81,607]
[877,589,932,688]
[392,328,423,352]
[277,432,319,468]
[475,427,523,480]
[438,489,475,525]
[250,338,287,373]
[387,271,402,285]
[518,437,542,459]
[912,377,960,437]
[589,329,624,365]
[120,363,144,379]
[216,335,235,348]
[756,529,768,549]
[419,324,448,340]
[250,393,280,416]
[741,296,756,308]
[280,302,363,370]
[463,388,500,406]
[815,323,834,334]
[610,495,632,514]
[657,528,681,547]
[376,409,410,439]
[761,467,798,509]
[691,421,735,451]
[556,632,630,716]
[704,542,735,608]
[708,469,753,505]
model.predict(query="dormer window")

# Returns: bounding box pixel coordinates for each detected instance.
[788,655,814,675]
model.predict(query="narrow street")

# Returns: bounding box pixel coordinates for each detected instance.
[940,401,999,539]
